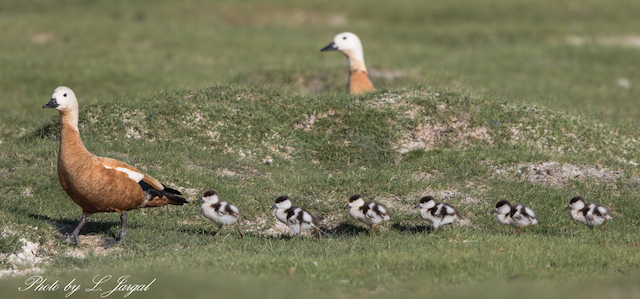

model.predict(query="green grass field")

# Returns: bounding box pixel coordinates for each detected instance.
[1,0,640,298]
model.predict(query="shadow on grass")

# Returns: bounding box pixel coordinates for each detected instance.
[325,222,371,238]
[25,118,61,140]
[392,222,434,234]
[175,225,252,240]
[27,212,123,238]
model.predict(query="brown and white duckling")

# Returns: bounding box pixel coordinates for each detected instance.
[271,195,322,240]
[415,196,463,233]
[344,194,391,236]
[320,32,375,95]
[565,196,613,231]
[198,190,244,238]
[491,200,538,235]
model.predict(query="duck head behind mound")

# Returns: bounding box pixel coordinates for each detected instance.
[321,32,375,95]
[44,86,187,247]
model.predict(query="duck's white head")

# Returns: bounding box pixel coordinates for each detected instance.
[43,86,78,112]
[344,194,365,209]
[416,196,436,209]
[321,32,365,64]
[199,190,220,204]
[491,200,512,215]
[566,196,586,211]
[272,195,292,210]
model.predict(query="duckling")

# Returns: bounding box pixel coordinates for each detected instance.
[491,200,538,235]
[271,195,322,240]
[320,32,375,95]
[565,196,613,231]
[414,196,463,233]
[344,194,391,236]
[43,86,187,246]
[198,190,244,238]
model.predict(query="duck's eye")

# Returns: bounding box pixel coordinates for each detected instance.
[343,36,347,40]
[63,93,67,97]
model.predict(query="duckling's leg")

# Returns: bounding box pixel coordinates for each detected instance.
[287,234,299,243]
[59,214,88,245]
[236,221,245,239]
[115,212,127,245]
[313,227,322,240]
[600,220,609,232]
[516,225,525,236]
[369,224,377,236]
[213,226,223,238]
[432,226,440,234]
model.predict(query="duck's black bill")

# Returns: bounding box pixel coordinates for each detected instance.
[320,42,338,52]
[43,99,58,109]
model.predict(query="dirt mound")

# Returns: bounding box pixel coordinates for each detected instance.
[492,162,623,187]
[395,120,491,154]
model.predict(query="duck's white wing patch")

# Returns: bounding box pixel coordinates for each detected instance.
[103,165,145,182]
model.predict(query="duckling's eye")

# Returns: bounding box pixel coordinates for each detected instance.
[343,36,347,40]
[63,93,67,97]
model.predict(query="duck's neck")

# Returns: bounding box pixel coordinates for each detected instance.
[60,109,78,130]
[58,110,92,162]
[348,57,367,73]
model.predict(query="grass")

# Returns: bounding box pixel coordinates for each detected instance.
[2,84,640,298]
[2,0,640,298]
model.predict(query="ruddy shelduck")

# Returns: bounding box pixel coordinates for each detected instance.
[321,32,375,95]
[43,86,187,246]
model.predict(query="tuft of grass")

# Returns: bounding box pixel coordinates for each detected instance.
[0,234,22,255]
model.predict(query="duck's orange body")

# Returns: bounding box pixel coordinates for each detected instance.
[348,69,375,95]
[57,116,180,214]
